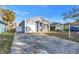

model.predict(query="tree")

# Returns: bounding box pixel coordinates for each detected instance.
[62,7,79,38]
[0,9,15,30]
[62,8,79,21]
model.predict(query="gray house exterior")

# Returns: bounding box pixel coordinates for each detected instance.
[19,16,50,33]
[19,20,26,33]
[0,20,7,33]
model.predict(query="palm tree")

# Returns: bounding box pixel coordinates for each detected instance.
[62,7,79,38]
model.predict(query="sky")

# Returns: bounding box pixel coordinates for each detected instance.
[2,5,79,23]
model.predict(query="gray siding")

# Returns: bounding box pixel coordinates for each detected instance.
[19,20,25,33]
[0,21,6,33]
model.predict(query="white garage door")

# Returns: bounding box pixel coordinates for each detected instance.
[26,23,36,33]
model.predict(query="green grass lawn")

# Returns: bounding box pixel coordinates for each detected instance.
[45,31,79,43]
[0,29,15,54]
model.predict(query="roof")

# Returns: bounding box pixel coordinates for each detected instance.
[51,22,62,25]
[19,16,50,25]
[19,20,25,26]
[72,22,79,25]
[33,16,50,24]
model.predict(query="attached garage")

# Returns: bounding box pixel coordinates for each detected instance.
[26,23,36,33]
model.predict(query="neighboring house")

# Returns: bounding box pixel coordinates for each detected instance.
[0,7,7,33]
[72,22,79,26]
[64,22,79,31]
[57,22,79,31]
[19,16,50,33]
[0,20,7,34]
[55,24,64,31]
[50,22,64,31]
[16,23,21,32]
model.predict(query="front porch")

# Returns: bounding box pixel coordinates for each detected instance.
[35,21,50,32]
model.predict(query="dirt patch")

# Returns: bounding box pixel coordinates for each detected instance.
[45,32,79,43]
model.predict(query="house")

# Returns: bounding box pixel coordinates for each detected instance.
[57,22,79,32]
[65,22,79,31]
[0,20,7,34]
[55,24,64,31]
[50,22,64,31]
[19,16,50,33]
[0,8,7,33]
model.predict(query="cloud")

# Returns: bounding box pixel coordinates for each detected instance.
[16,10,30,15]
[3,6,30,17]
[14,10,26,17]
[14,10,30,17]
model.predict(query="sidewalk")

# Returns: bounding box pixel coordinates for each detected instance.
[11,34,27,54]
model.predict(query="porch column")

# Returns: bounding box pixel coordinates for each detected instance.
[38,22,40,32]
[24,20,26,33]
[44,24,47,32]
[49,24,50,31]
[37,22,40,32]
[42,23,44,32]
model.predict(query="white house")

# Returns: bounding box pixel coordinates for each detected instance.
[55,24,64,31]
[19,16,50,33]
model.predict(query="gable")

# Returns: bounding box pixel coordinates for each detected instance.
[24,16,50,25]
[26,19,34,23]
[34,16,50,24]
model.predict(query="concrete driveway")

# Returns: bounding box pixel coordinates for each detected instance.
[11,33,79,54]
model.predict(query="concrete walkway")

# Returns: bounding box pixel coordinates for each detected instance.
[11,33,79,54]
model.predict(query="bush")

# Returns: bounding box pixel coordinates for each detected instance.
[50,26,55,31]
[64,26,69,31]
